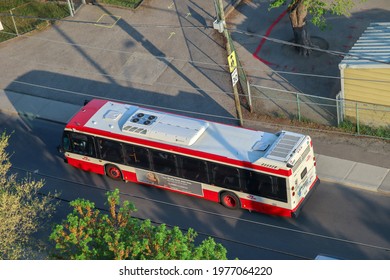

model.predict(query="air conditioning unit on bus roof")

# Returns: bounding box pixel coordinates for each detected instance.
[265,131,306,163]
[122,109,209,146]
[129,112,158,126]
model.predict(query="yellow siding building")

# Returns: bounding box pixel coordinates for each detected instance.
[339,22,390,127]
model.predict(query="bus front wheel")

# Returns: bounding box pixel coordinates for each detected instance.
[220,192,240,210]
[105,164,122,181]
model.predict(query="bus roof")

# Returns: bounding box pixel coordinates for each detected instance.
[66,99,308,171]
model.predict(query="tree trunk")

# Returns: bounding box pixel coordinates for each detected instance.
[288,0,312,56]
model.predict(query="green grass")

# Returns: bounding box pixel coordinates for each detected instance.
[0,0,32,12]
[98,0,143,9]
[0,1,69,43]
[0,0,144,42]
[339,119,390,139]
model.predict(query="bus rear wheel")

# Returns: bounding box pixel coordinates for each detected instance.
[220,192,240,210]
[105,164,122,181]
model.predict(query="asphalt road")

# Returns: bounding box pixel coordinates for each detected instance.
[2,112,390,260]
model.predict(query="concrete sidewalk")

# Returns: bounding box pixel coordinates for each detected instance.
[1,89,389,195]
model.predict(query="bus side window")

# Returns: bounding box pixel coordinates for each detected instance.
[70,133,96,157]
[98,138,124,164]
[210,163,240,191]
[244,171,287,203]
[62,132,71,152]
[242,170,261,195]
[123,144,150,170]
[151,150,177,176]
[179,156,209,183]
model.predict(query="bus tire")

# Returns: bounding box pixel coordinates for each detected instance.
[105,164,122,181]
[220,192,240,210]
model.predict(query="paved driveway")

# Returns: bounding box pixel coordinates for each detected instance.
[0,1,238,123]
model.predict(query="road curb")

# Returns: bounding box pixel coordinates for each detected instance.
[316,154,390,194]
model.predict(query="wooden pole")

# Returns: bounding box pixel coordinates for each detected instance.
[218,0,244,126]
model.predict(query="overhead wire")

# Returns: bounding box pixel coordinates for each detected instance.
[0,13,390,71]
[1,24,389,128]
[230,28,390,66]
[1,13,389,139]
[10,165,390,259]
[0,66,386,123]
[8,167,309,260]
[1,26,390,88]
[4,77,389,141]
[1,12,390,82]
[1,78,241,123]
[2,8,390,258]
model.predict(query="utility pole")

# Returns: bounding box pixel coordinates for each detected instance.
[217,0,243,126]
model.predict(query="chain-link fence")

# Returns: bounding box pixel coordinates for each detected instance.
[341,99,390,136]
[249,84,339,126]
[62,0,84,17]
[0,1,80,43]
[0,3,43,41]
[249,83,390,138]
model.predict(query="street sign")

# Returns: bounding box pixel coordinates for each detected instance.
[231,68,238,87]
[228,51,237,73]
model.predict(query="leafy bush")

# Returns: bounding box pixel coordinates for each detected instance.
[50,189,228,260]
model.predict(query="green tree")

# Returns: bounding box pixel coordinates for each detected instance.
[269,0,366,55]
[50,189,228,260]
[0,132,56,259]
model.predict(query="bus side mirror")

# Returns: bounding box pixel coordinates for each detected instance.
[57,145,64,154]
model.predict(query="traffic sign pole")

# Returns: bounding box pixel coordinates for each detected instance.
[218,0,243,126]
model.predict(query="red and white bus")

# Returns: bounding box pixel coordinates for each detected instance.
[58,99,319,217]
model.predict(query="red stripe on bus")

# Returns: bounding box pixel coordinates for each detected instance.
[63,157,308,217]
[67,157,105,175]
[240,197,292,217]
[66,99,292,177]
[67,125,292,177]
